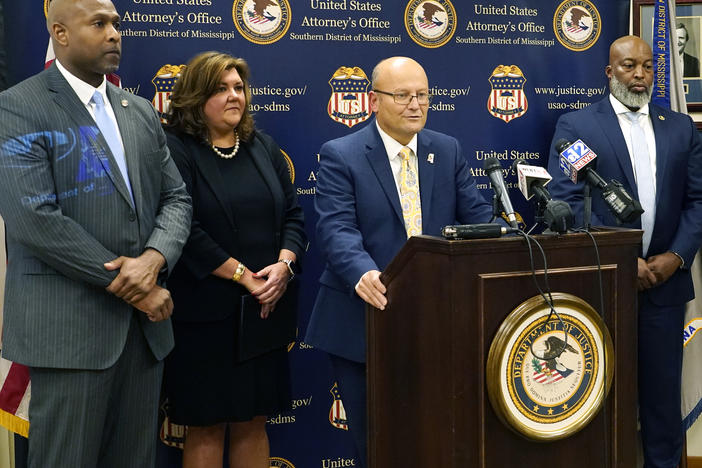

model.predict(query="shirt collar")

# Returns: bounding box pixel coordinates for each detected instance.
[375,119,418,160]
[609,93,649,117]
[55,59,108,107]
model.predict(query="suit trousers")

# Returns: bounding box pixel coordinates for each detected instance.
[329,354,367,468]
[638,293,685,468]
[28,312,163,468]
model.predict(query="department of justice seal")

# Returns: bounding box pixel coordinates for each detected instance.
[280,148,295,183]
[404,0,456,49]
[269,457,295,468]
[486,293,613,441]
[233,0,291,45]
[553,0,601,52]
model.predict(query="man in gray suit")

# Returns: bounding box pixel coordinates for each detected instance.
[0,0,191,466]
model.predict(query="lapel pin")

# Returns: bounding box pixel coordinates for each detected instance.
[121,99,129,107]
[427,153,434,164]
[658,115,665,121]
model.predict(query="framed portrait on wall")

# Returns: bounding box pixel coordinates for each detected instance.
[634,0,702,113]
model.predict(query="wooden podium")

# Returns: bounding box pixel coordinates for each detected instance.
[367,229,641,468]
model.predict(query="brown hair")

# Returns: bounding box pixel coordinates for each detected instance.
[166,51,255,142]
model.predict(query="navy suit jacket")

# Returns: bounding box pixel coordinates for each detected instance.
[547,96,702,306]
[305,121,494,362]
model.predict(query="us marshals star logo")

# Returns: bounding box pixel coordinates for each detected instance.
[487,65,528,123]
[327,66,371,128]
[233,0,291,45]
[328,382,349,430]
[151,64,186,121]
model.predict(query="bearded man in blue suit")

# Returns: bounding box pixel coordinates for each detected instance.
[305,56,495,467]
[547,36,702,468]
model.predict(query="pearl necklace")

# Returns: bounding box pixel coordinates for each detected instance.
[211,133,240,159]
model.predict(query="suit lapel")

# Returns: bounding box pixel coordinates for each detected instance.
[416,131,434,228]
[364,125,404,226]
[247,134,283,227]
[648,105,668,205]
[595,99,637,191]
[187,138,238,232]
[107,85,139,209]
[47,66,132,207]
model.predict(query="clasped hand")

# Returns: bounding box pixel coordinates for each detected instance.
[105,249,171,321]
[637,252,682,291]
[238,261,290,319]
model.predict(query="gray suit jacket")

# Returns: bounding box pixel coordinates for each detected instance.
[0,64,192,369]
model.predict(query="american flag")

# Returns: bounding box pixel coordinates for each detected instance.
[532,360,564,384]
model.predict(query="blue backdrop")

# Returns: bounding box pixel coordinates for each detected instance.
[5,1,628,467]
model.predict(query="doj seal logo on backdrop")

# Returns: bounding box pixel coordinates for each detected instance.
[328,382,349,430]
[487,65,528,123]
[151,64,186,121]
[280,149,295,183]
[486,293,613,441]
[269,457,295,468]
[404,0,456,48]
[327,67,371,128]
[553,0,601,52]
[233,0,291,45]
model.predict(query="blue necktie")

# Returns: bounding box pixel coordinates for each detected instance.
[626,112,655,256]
[91,91,134,205]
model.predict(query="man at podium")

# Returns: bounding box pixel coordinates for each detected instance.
[306,56,495,467]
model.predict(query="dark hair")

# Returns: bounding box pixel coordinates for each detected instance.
[166,51,254,142]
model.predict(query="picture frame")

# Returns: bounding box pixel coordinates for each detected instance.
[634,0,702,115]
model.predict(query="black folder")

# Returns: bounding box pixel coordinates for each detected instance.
[237,281,298,361]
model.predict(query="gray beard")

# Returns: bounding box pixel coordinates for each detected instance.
[609,75,652,109]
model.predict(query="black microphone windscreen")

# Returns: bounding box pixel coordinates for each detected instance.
[555,138,571,153]
[483,157,502,172]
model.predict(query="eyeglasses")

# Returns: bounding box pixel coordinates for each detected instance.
[373,89,432,105]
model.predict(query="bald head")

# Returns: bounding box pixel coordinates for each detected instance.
[46,0,121,87]
[606,35,653,110]
[609,35,652,66]
[371,57,427,90]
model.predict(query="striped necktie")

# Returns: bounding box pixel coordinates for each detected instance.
[399,146,422,238]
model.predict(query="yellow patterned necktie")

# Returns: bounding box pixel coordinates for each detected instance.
[399,146,422,238]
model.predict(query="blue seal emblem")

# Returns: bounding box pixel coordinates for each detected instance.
[233,0,291,45]
[553,0,601,52]
[404,0,456,49]
[487,293,613,440]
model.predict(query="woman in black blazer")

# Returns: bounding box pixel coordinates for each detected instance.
[163,51,306,468]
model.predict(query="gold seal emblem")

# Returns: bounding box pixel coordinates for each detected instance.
[404,0,456,48]
[486,293,613,440]
[233,0,291,45]
[553,0,602,52]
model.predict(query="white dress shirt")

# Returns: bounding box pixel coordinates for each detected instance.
[375,120,420,197]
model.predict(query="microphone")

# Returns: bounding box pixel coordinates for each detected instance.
[555,139,643,224]
[513,159,552,201]
[441,223,519,239]
[483,157,519,228]
[512,159,574,234]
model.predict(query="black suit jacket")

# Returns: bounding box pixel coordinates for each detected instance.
[166,129,306,322]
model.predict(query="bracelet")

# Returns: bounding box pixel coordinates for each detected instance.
[232,262,246,282]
